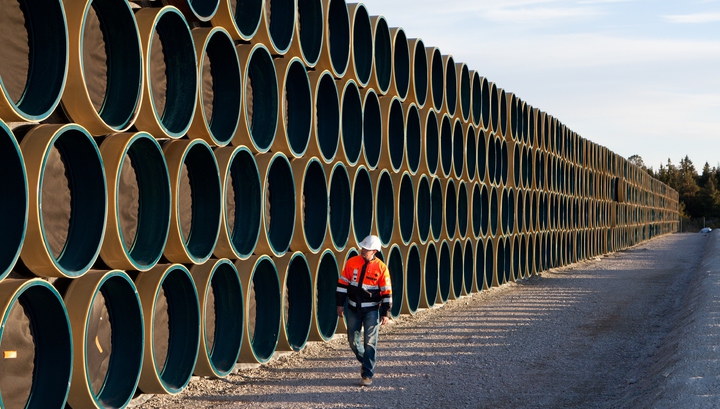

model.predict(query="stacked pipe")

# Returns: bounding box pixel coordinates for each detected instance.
[0,0,679,405]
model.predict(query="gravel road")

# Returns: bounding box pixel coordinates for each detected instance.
[140,232,720,408]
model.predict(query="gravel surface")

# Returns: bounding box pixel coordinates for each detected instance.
[140,232,720,408]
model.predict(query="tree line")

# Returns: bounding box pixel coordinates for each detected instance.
[629,155,720,221]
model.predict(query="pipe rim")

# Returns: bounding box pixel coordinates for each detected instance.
[371,16,391,94]
[430,177,443,241]
[350,4,372,86]
[295,0,323,66]
[263,0,296,54]
[262,153,297,256]
[405,103,421,174]
[391,27,410,100]
[243,44,279,153]
[325,0,350,77]
[410,38,428,107]
[313,70,340,162]
[351,165,373,244]
[415,175,431,244]
[224,146,262,259]
[279,252,312,351]
[0,121,28,280]
[452,118,464,179]
[362,88,382,169]
[328,162,352,251]
[340,80,363,165]
[314,250,340,341]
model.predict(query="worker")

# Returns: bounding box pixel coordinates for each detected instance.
[336,234,392,387]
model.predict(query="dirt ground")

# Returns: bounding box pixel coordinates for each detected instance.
[139,232,720,408]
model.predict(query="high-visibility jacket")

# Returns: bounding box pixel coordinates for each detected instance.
[336,255,392,317]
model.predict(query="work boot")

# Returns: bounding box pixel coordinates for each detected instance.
[360,377,372,386]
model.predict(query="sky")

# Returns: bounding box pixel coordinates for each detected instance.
[358,0,720,172]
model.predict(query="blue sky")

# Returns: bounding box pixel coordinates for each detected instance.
[359,0,720,172]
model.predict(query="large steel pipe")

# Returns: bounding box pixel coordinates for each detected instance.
[188,27,241,147]
[379,96,405,172]
[419,109,439,176]
[306,249,339,341]
[452,118,465,179]
[474,238,486,291]
[489,82,499,133]
[469,71,483,129]
[135,7,197,139]
[255,152,296,257]
[362,89,382,169]
[211,0,262,41]
[0,0,67,122]
[465,124,477,181]
[439,113,453,178]
[368,16,391,95]
[317,0,350,78]
[443,55,459,117]
[346,3,372,87]
[62,0,142,134]
[374,169,395,247]
[470,182,482,239]
[487,132,497,185]
[287,0,323,67]
[234,44,279,153]
[190,259,243,378]
[274,252,313,352]
[351,165,373,244]
[489,186,499,237]
[450,240,463,300]
[273,58,312,156]
[427,47,444,112]
[421,242,439,309]
[214,146,261,260]
[0,279,72,408]
[463,239,474,294]
[308,70,340,163]
[408,38,428,108]
[289,157,328,253]
[135,264,200,394]
[99,132,171,271]
[386,244,404,319]
[390,27,410,101]
[18,124,106,278]
[340,80,363,165]
[327,162,352,251]
[62,270,143,409]
[163,139,221,264]
[405,103,422,174]
[0,121,27,280]
[392,172,416,246]
[430,177,444,241]
[457,180,469,239]
[254,0,296,55]
[414,175,431,244]
[402,243,422,315]
[444,178,457,240]
[234,256,281,363]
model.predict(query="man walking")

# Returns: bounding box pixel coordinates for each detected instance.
[336,235,392,386]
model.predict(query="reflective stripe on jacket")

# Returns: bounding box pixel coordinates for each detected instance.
[336,255,392,317]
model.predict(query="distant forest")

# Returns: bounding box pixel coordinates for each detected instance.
[630,155,720,223]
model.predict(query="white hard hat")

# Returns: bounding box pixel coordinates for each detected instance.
[358,235,382,251]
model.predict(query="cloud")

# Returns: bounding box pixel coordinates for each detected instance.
[663,12,720,23]
[481,6,600,23]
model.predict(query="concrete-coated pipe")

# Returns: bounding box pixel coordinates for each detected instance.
[402,243,422,315]
[255,152,296,257]
[287,0,323,67]
[405,103,422,174]
[362,88,382,169]
[420,108,439,176]
[274,252,313,352]
[378,96,405,173]
[188,27,241,147]
[456,63,471,122]
[163,139,221,264]
[392,171,416,246]
[211,0,262,41]
[214,146,261,260]
[465,124,477,181]
[390,27,410,101]
[457,180,469,239]
[346,3,372,87]
[327,162,352,251]
[234,256,281,363]
[443,178,457,240]
[0,0,67,122]
[414,175,431,245]
[0,121,27,280]
[374,169,395,247]
[477,128,487,182]
[439,113,453,178]
[190,259,243,377]
[316,0,350,78]
[470,71,488,129]
[135,7,197,139]
[0,279,72,408]
[306,249,339,342]
[427,47,444,112]
[62,0,141,134]
[340,80,363,165]
[61,270,143,409]
[385,244,404,319]
[289,157,328,253]
[452,117,465,179]
[470,182,482,239]
[18,124,106,278]
[307,70,340,163]
[463,239,474,295]
[449,240,463,300]
[442,54,457,116]
[253,0,296,55]
[351,165,373,244]
[430,177,444,241]
[421,242,439,309]
[135,263,200,394]
[234,43,279,153]
[272,57,312,158]
[99,132,171,271]
[367,16,391,95]
[407,38,428,108]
